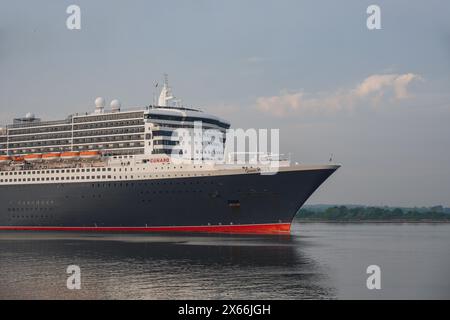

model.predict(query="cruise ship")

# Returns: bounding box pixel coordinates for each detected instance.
[0,78,339,234]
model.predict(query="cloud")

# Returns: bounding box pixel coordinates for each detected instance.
[355,73,419,99]
[256,73,421,117]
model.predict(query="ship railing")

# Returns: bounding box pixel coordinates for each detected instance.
[147,105,202,112]
[6,118,72,129]
[71,106,146,118]
[227,152,291,165]
[110,106,146,112]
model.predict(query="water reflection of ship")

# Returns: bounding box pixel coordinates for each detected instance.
[0,233,335,299]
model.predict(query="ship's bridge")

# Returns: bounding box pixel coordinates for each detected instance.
[144,107,230,130]
[141,75,230,161]
[143,107,230,161]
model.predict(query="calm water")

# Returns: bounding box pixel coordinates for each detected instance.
[1,222,449,300]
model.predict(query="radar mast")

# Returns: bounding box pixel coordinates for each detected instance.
[158,74,176,107]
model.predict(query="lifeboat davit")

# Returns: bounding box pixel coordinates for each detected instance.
[60,151,80,161]
[0,156,12,164]
[24,154,43,163]
[42,153,61,161]
[80,151,101,160]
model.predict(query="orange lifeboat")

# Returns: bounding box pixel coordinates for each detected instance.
[80,150,101,160]
[24,154,43,163]
[60,151,80,161]
[12,156,25,162]
[42,153,61,161]
[0,156,12,164]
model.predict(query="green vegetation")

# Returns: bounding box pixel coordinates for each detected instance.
[297,206,450,222]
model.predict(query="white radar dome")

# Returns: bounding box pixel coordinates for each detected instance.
[110,99,121,110]
[95,97,106,108]
[25,112,35,119]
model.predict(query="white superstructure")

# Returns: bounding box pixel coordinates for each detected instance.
[0,77,230,163]
[0,77,298,189]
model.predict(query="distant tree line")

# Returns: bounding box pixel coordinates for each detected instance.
[297,206,450,222]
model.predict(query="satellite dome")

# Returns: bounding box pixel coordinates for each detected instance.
[95,97,106,108]
[25,112,35,119]
[110,99,121,111]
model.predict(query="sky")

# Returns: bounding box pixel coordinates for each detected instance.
[1,0,450,207]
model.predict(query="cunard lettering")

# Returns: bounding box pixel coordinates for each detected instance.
[150,158,170,163]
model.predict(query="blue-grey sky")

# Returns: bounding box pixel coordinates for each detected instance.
[1,0,450,206]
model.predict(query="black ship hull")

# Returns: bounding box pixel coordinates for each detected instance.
[0,167,338,234]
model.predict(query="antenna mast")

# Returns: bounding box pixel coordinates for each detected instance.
[152,81,159,106]
[158,73,175,107]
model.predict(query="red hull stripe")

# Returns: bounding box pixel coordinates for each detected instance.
[0,223,291,235]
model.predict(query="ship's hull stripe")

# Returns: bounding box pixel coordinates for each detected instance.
[0,223,291,235]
